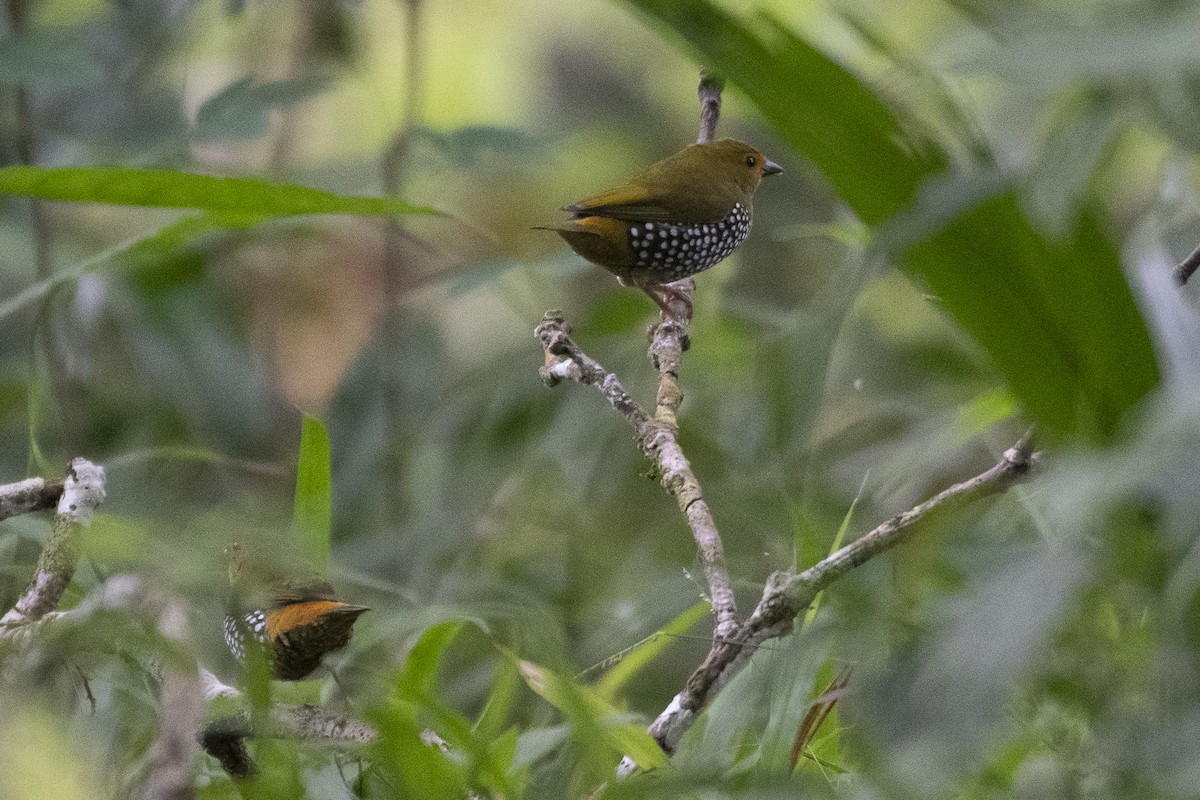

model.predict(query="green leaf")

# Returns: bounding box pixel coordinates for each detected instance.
[1024,94,1120,236]
[194,75,331,143]
[953,388,1019,441]
[0,28,104,90]
[606,723,671,772]
[513,724,571,771]
[0,212,277,327]
[595,601,710,701]
[475,658,522,741]
[370,698,468,799]
[291,415,332,572]
[516,658,669,771]
[900,191,1159,439]
[368,622,478,798]
[0,166,438,217]
[801,478,865,628]
[395,621,465,701]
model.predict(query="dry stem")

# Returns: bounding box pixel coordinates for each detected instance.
[536,311,738,638]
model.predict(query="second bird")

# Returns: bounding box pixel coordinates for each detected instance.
[224,542,368,681]
[542,138,782,319]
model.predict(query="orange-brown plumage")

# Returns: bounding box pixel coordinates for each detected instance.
[263,600,365,641]
[224,542,368,681]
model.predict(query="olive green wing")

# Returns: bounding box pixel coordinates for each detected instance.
[563,181,677,223]
[270,577,337,605]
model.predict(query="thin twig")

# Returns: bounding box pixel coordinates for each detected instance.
[535,311,739,637]
[0,475,64,521]
[7,0,83,455]
[1175,240,1200,286]
[381,0,425,199]
[6,0,50,284]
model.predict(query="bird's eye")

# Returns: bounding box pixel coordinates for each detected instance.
[745,155,757,168]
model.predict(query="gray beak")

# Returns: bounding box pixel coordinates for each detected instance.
[762,159,783,177]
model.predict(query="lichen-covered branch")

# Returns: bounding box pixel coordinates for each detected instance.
[618,435,1038,770]
[647,283,737,636]
[0,475,64,521]
[535,310,738,637]
[199,669,378,778]
[0,459,106,630]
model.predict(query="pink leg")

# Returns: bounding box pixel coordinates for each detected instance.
[639,283,693,322]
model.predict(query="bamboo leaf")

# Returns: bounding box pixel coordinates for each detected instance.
[0,166,437,217]
[292,415,332,572]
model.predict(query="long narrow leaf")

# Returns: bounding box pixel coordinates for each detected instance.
[0,165,438,217]
[595,601,710,700]
[292,415,333,573]
[0,214,232,323]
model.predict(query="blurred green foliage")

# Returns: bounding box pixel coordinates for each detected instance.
[0,0,1198,798]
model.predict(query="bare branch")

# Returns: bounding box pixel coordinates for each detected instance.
[649,282,692,428]
[202,701,380,779]
[535,311,738,637]
[205,703,378,745]
[199,670,379,777]
[620,434,1038,769]
[0,459,106,629]
[0,476,64,521]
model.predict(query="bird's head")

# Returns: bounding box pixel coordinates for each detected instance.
[698,139,783,196]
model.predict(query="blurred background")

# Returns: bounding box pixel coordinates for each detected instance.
[3,0,1200,797]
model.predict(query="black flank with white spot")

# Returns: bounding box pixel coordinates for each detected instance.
[629,203,751,279]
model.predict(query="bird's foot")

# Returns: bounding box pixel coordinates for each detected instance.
[641,283,694,324]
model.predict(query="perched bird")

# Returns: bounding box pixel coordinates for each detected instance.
[223,543,368,681]
[540,138,782,318]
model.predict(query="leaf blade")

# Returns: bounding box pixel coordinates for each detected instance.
[292,415,332,572]
[0,165,438,217]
